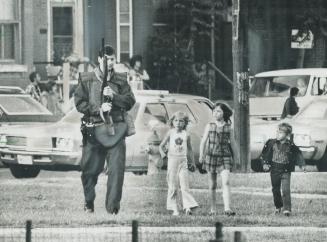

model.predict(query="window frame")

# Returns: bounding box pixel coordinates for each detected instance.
[49,2,75,63]
[116,0,133,63]
[0,0,21,62]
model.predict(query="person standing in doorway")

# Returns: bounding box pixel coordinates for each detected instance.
[74,45,135,214]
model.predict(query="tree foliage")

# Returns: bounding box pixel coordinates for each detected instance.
[147,0,230,93]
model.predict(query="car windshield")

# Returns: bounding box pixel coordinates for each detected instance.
[61,102,140,123]
[250,75,310,97]
[0,95,51,115]
[296,101,327,120]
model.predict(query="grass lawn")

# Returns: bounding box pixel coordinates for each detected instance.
[0,170,326,228]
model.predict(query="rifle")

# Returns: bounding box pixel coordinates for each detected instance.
[100,38,115,135]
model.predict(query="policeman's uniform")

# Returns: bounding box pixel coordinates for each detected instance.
[74,65,135,214]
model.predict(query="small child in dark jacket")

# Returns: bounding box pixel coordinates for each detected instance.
[261,123,305,216]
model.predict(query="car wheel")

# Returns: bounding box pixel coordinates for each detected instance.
[317,149,327,172]
[251,159,264,172]
[9,165,40,178]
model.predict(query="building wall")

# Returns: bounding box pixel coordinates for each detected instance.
[133,0,152,64]
[33,0,48,79]
[0,0,33,88]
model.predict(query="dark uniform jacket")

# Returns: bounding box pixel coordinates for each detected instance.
[74,67,135,123]
[260,138,305,172]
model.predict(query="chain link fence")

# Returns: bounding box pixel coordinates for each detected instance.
[0,221,246,242]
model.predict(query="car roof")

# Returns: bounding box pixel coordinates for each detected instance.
[255,68,327,77]
[134,91,208,103]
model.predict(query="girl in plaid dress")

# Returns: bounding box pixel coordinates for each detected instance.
[199,102,235,216]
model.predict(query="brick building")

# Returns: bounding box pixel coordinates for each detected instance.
[0,0,168,89]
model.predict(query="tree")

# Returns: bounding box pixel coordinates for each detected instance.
[147,0,230,94]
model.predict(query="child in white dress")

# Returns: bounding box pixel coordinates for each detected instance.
[159,111,198,216]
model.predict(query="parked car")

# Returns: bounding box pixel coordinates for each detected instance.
[250,68,327,120]
[250,97,327,172]
[0,91,213,178]
[0,86,25,94]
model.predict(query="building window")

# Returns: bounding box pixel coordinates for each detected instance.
[0,0,20,61]
[116,0,133,63]
[52,6,73,65]
[152,0,169,35]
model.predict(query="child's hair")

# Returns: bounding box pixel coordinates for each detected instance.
[168,111,189,129]
[278,122,292,135]
[213,102,233,123]
[29,72,38,82]
[290,87,299,97]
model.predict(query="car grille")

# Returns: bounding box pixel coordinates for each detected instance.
[7,136,27,146]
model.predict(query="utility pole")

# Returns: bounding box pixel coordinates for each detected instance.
[209,0,216,100]
[232,0,250,172]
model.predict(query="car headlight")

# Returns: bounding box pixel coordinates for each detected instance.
[0,134,7,147]
[55,138,74,151]
[293,134,312,147]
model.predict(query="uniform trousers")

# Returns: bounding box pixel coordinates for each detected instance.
[81,137,126,213]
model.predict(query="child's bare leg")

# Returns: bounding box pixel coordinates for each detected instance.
[209,172,218,213]
[221,169,231,211]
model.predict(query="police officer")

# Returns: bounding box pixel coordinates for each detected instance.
[74,45,135,214]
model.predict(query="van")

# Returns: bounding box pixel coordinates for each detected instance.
[249,68,327,120]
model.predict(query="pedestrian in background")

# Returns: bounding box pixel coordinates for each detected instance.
[199,102,236,216]
[26,71,42,102]
[281,87,299,119]
[159,111,198,216]
[261,123,305,216]
[41,81,64,117]
[128,55,150,90]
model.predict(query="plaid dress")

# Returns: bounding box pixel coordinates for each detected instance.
[202,122,233,172]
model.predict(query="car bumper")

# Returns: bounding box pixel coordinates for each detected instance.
[298,146,316,160]
[0,148,81,166]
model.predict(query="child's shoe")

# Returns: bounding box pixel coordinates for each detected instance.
[185,208,192,215]
[209,209,217,216]
[224,210,236,216]
[274,208,282,214]
[172,210,180,216]
[283,210,291,216]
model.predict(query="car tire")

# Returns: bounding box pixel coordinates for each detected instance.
[251,159,264,172]
[317,149,327,172]
[9,165,40,179]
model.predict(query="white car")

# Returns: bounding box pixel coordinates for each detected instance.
[0,91,213,178]
[250,68,327,120]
